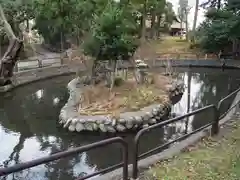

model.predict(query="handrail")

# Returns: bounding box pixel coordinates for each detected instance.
[1,85,240,180]
[218,87,240,119]
[0,137,128,180]
[132,105,218,179]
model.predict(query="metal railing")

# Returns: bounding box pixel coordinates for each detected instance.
[1,87,240,180]
[218,87,240,119]
[132,105,218,179]
[0,137,128,180]
[15,57,61,72]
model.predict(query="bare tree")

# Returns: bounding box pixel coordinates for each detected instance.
[0,5,23,86]
[178,0,188,39]
[192,0,199,43]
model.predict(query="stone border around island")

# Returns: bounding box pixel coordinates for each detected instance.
[59,77,185,133]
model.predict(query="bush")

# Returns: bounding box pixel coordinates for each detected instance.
[114,77,124,87]
[82,3,139,62]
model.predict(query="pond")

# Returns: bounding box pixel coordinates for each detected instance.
[0,67,240,180]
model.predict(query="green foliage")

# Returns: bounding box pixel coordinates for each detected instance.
[0,0,34,44]
[32,0,101,48]
[197,20,231,53]
[114,77,124,87]
[0,0,176,49]
[82,3,139,61]
[197,1,240,54]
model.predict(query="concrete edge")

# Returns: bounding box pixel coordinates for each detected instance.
[1,59,240,93]
[96,91,240,180]
[0,65,77,93]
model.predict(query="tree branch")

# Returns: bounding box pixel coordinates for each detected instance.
[0,4,17,40]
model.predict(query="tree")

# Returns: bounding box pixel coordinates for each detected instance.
[0,0,34,42]
[192,0,200,42]
[0,4,23,86]
[196,1,240,56]
[201,0,222,9]
[178,0,189,40]
[155,1,177,37]
[82,2,139,89]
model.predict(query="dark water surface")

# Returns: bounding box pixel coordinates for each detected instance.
[0,68,240,180]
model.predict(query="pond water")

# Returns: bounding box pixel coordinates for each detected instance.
[0,67,240,180]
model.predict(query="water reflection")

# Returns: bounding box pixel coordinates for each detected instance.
[0,68,240,180]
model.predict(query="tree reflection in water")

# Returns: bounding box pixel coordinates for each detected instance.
[0,68,240,180]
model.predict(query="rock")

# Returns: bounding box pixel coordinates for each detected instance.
[125,116,134,129]
[60,112,67,122]
[68,124,75,132]
[106,126,116,133]
[112,119,117,126]
[143,112,152,121]
[79,118,86,123]
[135,116,143,124]
[152,108,159,116]
[134,124,139,129]
[126,121,134,129]
[97,119,103,124]
[76,122,85,132]
[63,118,72,128]
[104,118,112,125]
[116,124,126,132]
[118,118,125,124]
[149,118,157,124]
[99,124,107,132]
[92,123,98,131]
[85,123,93,131]
[142,124,149,128]
[71,118,78,126]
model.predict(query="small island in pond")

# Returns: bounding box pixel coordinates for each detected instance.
[59,4,185,133]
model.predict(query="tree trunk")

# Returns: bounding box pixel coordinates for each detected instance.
[141,0,147,43]
[185,9,189,41]
[185,69,192,134]
[150,10,156,39]
[180,19,183,39]
[0,39,23,86]
[156,15,162,38]
[0,5,16,40]
[0,5,23,86]
[217,0,221,9]
[110,60,117,90]
[191,0,199,43]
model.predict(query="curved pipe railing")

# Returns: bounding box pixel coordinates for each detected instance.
[132,105,218,179]
[1,86,240,180]
[0,137,128,180]
[218,87,240,119]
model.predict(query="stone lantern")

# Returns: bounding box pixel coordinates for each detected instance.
[135,59,148,84]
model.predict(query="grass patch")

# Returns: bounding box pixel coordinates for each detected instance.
[134,36,206,60]
[153,36,192,54]
[142,121,240,180]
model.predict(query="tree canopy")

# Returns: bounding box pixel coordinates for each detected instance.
[0,0,176,48]
[196,0,240,56]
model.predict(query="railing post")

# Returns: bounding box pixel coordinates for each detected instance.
[132,134,141,179]
[14,62,18,72]
[211,106,220,135]
[122,141,128,180]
